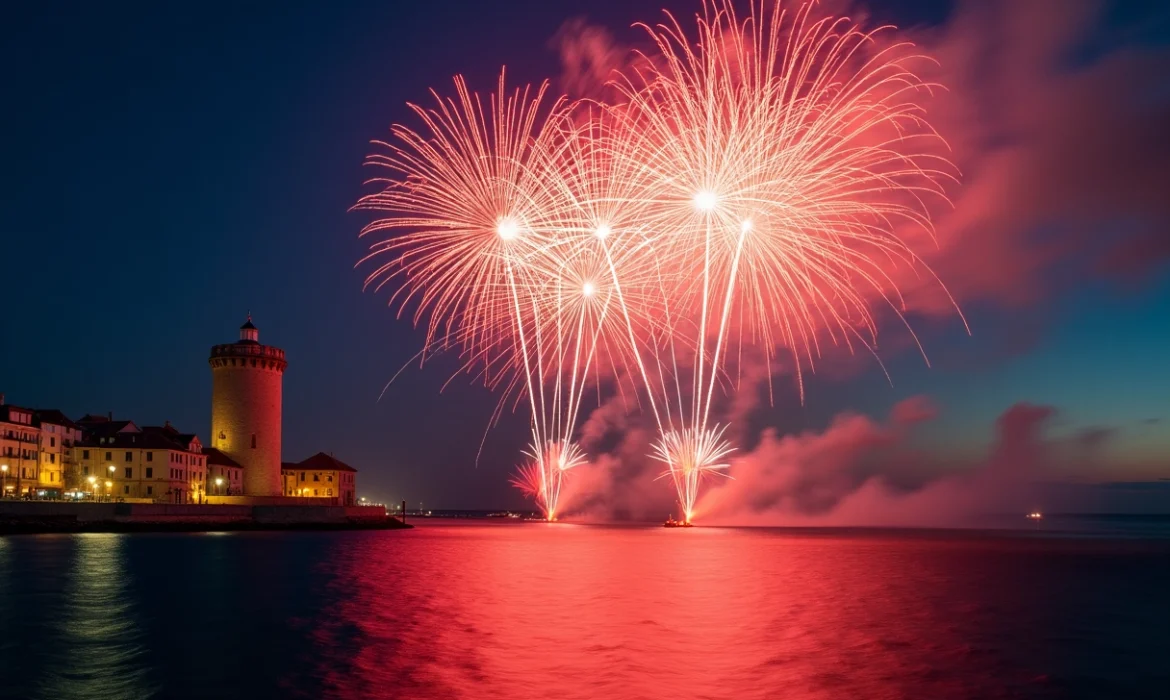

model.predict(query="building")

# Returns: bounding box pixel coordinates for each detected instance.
[209,315,286,497]
[0,400,38,497]
[203,448,244,496]
[2,315,363,505]
[74,422,207,503]
[282,452,358,505]
[33,409,83,496]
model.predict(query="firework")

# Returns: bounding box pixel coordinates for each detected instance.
[598,0,960,522]
[356,72,623,520]
[358,0,961,525]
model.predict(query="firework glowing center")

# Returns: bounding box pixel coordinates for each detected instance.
[356,0,963,524]
[496,217,520,241]
[693,190,718,212]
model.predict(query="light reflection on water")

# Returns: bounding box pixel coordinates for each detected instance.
[37,535,155,700]
[0,523,1168,699]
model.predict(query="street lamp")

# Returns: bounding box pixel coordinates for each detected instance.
[215,477,223,495]
[105,480,112,500]
[1,464,7,497]
[87,475,97,500]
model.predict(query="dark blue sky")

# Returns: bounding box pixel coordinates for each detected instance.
[2,0,1167,509]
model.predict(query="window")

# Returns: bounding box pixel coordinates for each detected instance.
[327,489,332,497]
[146,468,152,478]
[251,434,256,449]
[327,475,333,482]
[313,489,319,496]
[146,452,153,462]
[49,454,55,464]
[125,467,132,479]
[50,437,56,447]
[147,486,153,495]
[300,472,305,482]
[124,485,130,494]
[83,466,89,476]
[125,452,132,462]
[313,474,320,482]
[105,452,112,461]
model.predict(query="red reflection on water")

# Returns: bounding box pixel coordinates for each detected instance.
[298,523,1035,699]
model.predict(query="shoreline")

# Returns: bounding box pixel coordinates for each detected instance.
[0,517,411,535]
[0,501,412,535]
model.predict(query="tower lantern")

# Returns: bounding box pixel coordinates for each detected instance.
[240,313,259,343]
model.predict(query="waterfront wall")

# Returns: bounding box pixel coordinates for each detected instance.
[0,501,393,529]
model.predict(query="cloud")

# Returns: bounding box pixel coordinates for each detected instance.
[907,0,1170,309]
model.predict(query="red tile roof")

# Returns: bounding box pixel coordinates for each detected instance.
[293,452,357,473]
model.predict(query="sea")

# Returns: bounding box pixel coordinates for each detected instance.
[1,517,1168,700]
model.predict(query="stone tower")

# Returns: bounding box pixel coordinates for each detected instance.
[209,315,286,497]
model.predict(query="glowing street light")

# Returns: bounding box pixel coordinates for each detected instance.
[87,475,97,500]
[215,476,224,495]
[1,464,7,497]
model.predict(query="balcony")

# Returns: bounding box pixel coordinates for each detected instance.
[2,433,39,444]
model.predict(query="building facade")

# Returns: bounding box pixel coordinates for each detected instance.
[203,448,244,496]
[209,316,286,497]
[33,410,83,496]
[0,402,38,496]
[282,452,357,505]
[74,423,207,503]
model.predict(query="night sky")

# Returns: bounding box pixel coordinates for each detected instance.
[2,0,1167,512]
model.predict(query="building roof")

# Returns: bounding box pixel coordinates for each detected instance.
[141,424,198,447]
[81,419,138,439]
[203,448,243,469]
[293,452,358,473]
[32,409,79,430]
[240,316,257,330]
[0,404,33,423]
[79,431,195,451]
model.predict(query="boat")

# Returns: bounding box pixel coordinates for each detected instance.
[663,516,693,528]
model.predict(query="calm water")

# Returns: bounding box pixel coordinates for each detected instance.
[1,522,1168,700]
